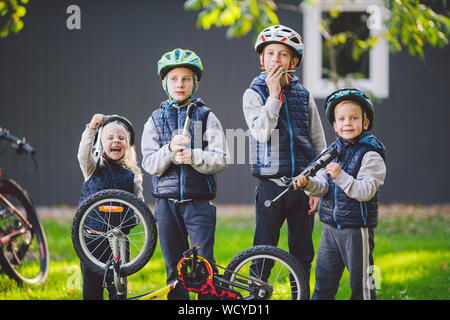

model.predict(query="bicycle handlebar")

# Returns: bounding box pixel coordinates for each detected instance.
[264,146,338,208]
[0,128,35,156]
[182,104,195,137]
[0,128,38,170]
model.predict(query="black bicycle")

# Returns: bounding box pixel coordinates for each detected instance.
[0,128,49,284]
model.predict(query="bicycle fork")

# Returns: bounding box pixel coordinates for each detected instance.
[107,229,128,300]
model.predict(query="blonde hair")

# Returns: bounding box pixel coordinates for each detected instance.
[99,121,143,182]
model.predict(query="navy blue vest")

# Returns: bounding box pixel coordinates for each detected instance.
[79,159,135,232]
[150,98,216,200]
[249,74,314,179]
[318,134,386,229]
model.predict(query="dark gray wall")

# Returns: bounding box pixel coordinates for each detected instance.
[1,0,449,206]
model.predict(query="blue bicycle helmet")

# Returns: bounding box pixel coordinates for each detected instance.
[325,88,375,130]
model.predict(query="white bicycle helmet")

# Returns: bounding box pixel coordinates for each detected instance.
[255,25,304,66]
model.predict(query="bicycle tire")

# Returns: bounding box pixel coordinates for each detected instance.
[0,178,49,284]
[223,245,309,300]
[71,189,157,276]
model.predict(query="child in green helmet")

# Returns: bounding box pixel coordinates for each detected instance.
[141,48,229,300]
[294,88,387,300]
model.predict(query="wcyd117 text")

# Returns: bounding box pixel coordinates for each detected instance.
[221,304,269,315]
[177,304,269,317]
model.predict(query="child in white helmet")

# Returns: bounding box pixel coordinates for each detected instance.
[242,24,327,294]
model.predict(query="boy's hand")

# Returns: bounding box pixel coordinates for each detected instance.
[308,197,319,215]
[89,114,106,130]
[265,64,284,99]
[169,135,191,153]
[174,148,192,165]
[326,162,341,179]
[293,175,309,190]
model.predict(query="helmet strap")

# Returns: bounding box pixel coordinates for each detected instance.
[102,151,125,162]
[285,61,293,86]
[261,47,265,70]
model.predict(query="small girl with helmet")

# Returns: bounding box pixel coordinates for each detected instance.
[77,114,143,300]
[141,48,228,300]
[242,24,327,289]
[294,88,387,300]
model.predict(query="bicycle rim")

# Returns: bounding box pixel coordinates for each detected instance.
[76,196,152,275]
[0,179,49,284]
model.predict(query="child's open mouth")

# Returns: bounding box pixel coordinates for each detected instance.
[110,146,122,154]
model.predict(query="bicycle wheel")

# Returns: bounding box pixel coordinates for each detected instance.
[72,189,157,277]
[223,245,309,300]
[0,178,49,284]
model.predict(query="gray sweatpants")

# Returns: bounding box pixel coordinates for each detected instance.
[312,223,377,300]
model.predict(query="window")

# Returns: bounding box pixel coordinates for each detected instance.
[303,0,389,98]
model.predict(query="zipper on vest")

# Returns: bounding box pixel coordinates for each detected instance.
[178,108,185,200]
[360,202,368,226]
[206,176,213,193]
[282,91,295,178]
[333,185,342,229]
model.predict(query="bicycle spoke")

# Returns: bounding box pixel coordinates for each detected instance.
[127,237,144,254]
[118,206,133,229]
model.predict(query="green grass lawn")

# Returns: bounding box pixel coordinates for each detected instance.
[0,205,448,300]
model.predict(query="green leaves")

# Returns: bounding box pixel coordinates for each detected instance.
[184,0,279,38]
[0,0,29,38]
[183,0,449,93]
[183,0,450,58]
[384,0,450,58]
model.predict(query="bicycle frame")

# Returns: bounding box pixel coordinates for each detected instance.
[0,129,36,249]
[0,189,33,248]
[130,281,180,300]
[128,266,266,300]
[110,242,268,300]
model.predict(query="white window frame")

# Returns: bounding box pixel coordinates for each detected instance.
[303,0,389,98]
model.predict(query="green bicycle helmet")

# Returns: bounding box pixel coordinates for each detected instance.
[325,88,375,131]
[157,48,203,80]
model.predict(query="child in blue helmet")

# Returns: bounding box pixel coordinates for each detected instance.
[294,88,387,300]
[141,48,229,300]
